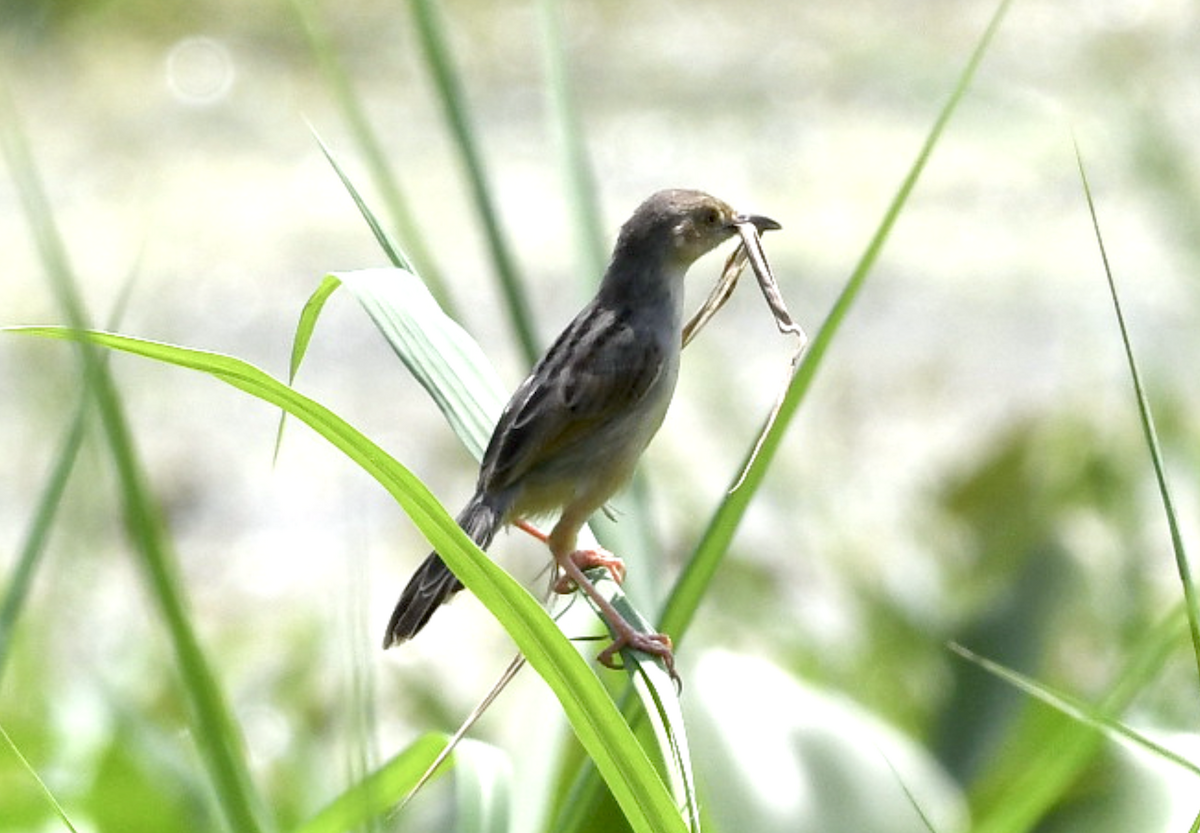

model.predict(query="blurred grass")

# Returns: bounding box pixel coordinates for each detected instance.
[289,0,453,313]
[406,0,539,364]
[1,76,269,833]
[3,0,1200,832]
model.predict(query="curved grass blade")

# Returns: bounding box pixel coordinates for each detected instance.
[604,579,699,833]
[6,326,689,833]
[280,269,683,810]
[967,604,1186,832]
[274,129,417,458]
[286,274,344,387]
[309,127,414,273]
[950,643,1200,779]
[336,268,507,460]
[275,273,343,460]
[548,573,698,833]
[278,265,504,463]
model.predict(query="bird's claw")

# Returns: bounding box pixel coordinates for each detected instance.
[554,547,626,593]
[597,630,678,686]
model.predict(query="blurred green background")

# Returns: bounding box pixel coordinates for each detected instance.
[3,0,1199,831]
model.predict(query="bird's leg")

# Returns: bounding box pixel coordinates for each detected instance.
[515,519,549,543]
[547,521,676,681]
[515,519,626,589]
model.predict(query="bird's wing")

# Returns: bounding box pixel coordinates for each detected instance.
[479,303,666,493]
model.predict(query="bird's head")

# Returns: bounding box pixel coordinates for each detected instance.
[615,189,780,268]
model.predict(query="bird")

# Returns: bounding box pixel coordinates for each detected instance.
[383,189,780,677]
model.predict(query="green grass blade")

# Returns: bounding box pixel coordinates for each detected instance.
[576,577,699,833]
[968,605,1186,832]
[310,126,414,272]
[279,94,435,460]
[292,733,450,833]
[407,0,540,363]
[1075,140,1200,683]
[276,265,501,470]
[951,643,1200,778]
[659,0,1017,644]
[275,274,343,460]
[286,274,344,387]
[1,82,269,833]
[7,326,688,833]
[0,721,80,833]
[287,0,453,311]
[336,267,508,461]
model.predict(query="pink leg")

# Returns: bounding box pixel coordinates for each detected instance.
[515,520,626,589]
[522,515,678,682]
[551,544,676,682]
[516,519,548,543]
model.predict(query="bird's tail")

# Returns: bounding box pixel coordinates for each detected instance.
[382,494,504,648]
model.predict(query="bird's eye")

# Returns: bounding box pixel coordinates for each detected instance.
[702,207,721,227]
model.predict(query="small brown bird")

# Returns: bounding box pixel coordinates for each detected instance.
[383,189,779,675]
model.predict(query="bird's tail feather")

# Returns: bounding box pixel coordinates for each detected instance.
[382,494,503,648]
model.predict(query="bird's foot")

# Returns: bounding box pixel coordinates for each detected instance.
[597,628,677,682]
[552,546,679,685]
[554,547,626,593]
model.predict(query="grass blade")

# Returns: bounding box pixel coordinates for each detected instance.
[951,643,1200,778]
[0,721,80,833]
[275,273,341,461]
[336,267,507,461]
[289,262,695,824]
[287,0,452,310]
[614,590,698,832]
[407,0,540,363]
[309,126,414,273]
[968,605,1186,832]
[1074,139,1200,683]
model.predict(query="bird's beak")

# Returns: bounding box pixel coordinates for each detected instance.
[732,213,782,233]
